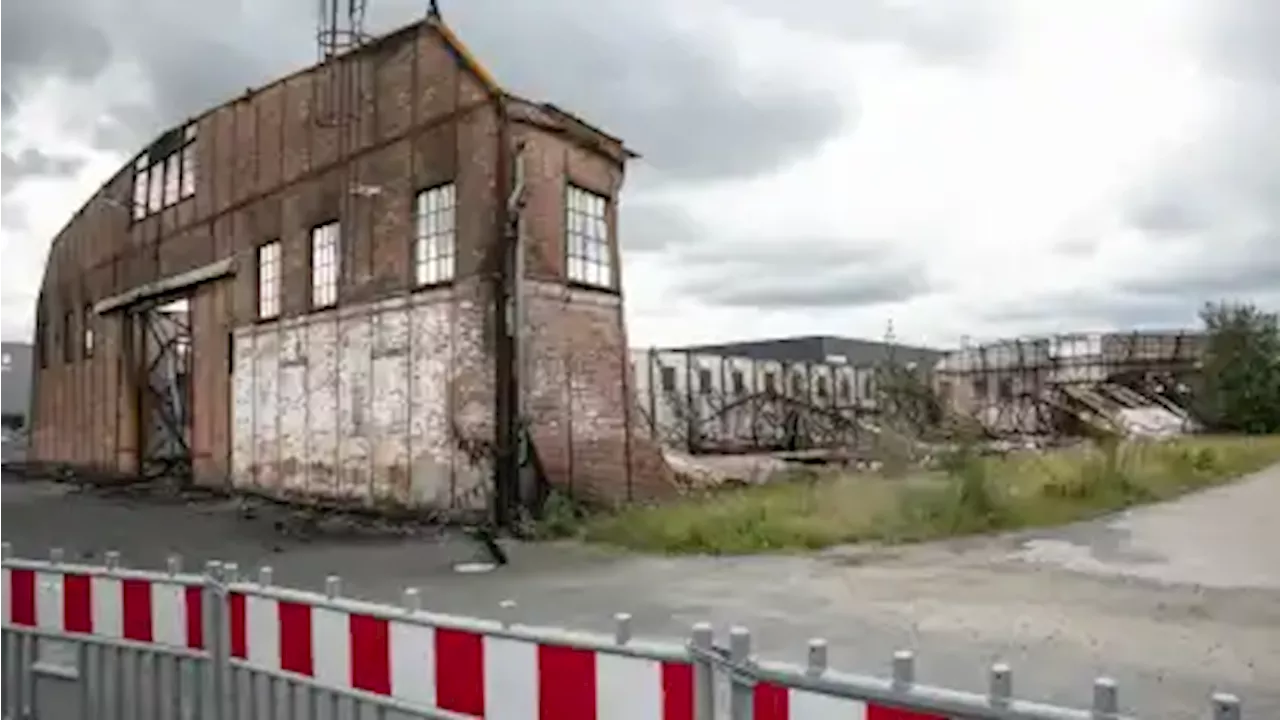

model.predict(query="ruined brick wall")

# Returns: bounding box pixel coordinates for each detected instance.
[514,121,675,506]
[31,17,676,512]
[29,20,503,491]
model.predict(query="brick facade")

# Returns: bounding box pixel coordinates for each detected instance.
[27,15,674,514]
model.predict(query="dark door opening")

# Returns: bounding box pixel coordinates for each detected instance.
[136,297,193,482]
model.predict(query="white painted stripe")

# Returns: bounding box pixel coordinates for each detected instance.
[789,688,869,719]
[151,582,187,647]
[311,606,350,687]
[91,576,123,639]
[245,595,280,668]
[389,619,436,707]
[597,653,663,720]
[1,568,10,624]
[483,637,538,720]
[35,572,64,632]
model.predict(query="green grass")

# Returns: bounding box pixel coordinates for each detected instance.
[577,435,1280,555]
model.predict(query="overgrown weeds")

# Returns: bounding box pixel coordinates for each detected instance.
[580,434,1280,554]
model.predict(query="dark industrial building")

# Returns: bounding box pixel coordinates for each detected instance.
[27,11,672,521]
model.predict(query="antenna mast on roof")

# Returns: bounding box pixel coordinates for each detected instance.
[315,0,371,127]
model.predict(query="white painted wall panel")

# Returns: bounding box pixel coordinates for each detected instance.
[230,289,488,512]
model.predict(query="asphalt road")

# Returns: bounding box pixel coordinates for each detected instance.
[4,465,1279,720]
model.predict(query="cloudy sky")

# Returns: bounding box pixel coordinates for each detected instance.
[2,0,1277,349]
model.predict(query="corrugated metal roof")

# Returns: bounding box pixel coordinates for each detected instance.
[661,335,945,368]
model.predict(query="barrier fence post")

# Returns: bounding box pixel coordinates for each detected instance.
[728,626,753,720]
[203,560,230,720]
[690,623,715,720]
[1212,692,1241,720]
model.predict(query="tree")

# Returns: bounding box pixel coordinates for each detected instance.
[1197,301,1280,434]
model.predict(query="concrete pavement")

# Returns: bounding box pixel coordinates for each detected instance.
[5,465,1280,719]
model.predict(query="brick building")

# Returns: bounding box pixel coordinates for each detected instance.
[27,13,672,521]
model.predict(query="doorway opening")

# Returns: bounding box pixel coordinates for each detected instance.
[136,296,193,482]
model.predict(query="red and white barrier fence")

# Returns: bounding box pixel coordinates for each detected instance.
[0,549,1249,720]
[2,565,204,650]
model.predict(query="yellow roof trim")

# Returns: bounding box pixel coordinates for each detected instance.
[427,16,501,94]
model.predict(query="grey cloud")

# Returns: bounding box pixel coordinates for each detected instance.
[2,150,87,196]
[730,0,1005,65]
[1116,233,1280,300]
[1,201,31,233]
[620,202,703,253]
[981,291,1203,335]
[1206,0,1280,83]
[4,0,848,185]
[673,239,930,309]
[0,0,113,114]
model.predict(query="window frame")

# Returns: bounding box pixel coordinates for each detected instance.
[564,183,614,290]
[83,305,95,359]
[62,309,76,363]
[310,221,340,310]
[256,240,283,321]
[132,122,198,221]
[413,182,457,287]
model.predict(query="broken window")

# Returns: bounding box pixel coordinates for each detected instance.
[660,366,676,393]
[257,241,282,319]
[163,153,181,207]
[731,370,745,395]
[764,371,778,394]
[83,306,95,359]
[311,223,340,309]
[815,376,828,399]
[132,156,149,220]
[839,377,851,402]
[566,185,612,289]
[147,162,164,213]
[133,123,197,219]
[974,377,989,399]
[180,126,197,198]
[698,368,713,394]
[414,183,456,286]
[998,377,1015,401]
[791,373,805,396]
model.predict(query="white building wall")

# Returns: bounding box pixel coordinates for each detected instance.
[630,348,887,452]
[231,288,491,511]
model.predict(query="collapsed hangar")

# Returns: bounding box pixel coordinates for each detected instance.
[27,12,673,523]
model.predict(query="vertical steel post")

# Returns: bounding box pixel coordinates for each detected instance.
[728,626,753,720]
[203,560,229,720]
[689,623,715,720]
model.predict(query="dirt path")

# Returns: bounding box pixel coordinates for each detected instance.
[5,465,1279,719]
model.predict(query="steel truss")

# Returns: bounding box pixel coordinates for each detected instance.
[137,298,193,481]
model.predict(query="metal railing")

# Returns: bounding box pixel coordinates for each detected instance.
[1,543,1246,720]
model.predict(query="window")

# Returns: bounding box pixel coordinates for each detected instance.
[311,223,340,309]
[132,157,149,220]
[180,125,197,198]
[83,306,95,359]
[660,366,676,393]
[133,122,198,219]
[815,376,828,399]
[791,373,805,396]
[698,368,713,395]
[731,370,745,395]
[565,185,612,289]
[163,153,181,207]
[998,377,1015,401]
[839,377,852,402]
[974,377,989,399]
[764,372,778,394]
[414,184,456,286]
[147,164,164,213]
[257,241,282,319]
